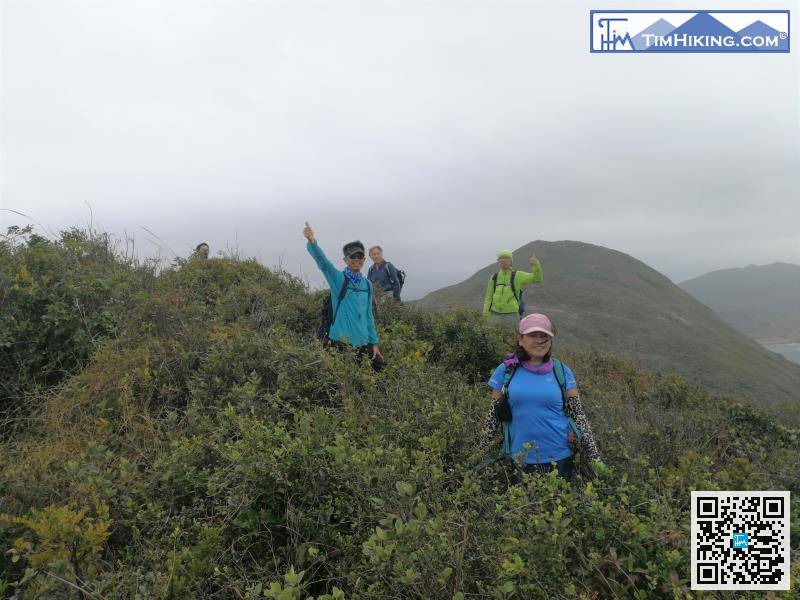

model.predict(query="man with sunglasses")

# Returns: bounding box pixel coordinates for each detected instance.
[303,222,384,369]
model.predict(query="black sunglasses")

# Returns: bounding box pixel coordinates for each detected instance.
[347,252,365,260]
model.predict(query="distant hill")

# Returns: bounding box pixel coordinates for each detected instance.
[415,241,800,406]
[680,262,800,343]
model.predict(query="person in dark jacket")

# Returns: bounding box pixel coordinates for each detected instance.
[367,246,402,302]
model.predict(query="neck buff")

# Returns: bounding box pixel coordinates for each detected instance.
[344,269,363,284]
[502,353,553,374]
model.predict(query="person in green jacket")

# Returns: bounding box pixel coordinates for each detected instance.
[483,249,542,323]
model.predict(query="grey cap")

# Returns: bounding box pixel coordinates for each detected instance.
[342,240,365,257]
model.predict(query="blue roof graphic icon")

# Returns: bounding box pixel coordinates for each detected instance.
[737,19,779,37]
[645,12,741,52]
[632,18,676,50]
[670,12,737,37]
[736,20,789,51]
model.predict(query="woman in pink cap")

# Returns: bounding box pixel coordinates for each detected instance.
[481,313,603,481]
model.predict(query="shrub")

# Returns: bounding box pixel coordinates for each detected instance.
[0,226,157,436]
[0,227,797,598]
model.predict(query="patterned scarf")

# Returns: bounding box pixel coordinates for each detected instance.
[502,352,553,374]
[343,268,363,284]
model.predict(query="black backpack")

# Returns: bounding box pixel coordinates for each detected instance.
[388,263,406,289]
[489,270,526,315]
[317,278,350,341]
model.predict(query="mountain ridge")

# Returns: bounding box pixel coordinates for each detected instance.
[679,262,800,343]
[415,240,800,406]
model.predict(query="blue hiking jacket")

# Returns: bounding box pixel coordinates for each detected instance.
[307,241,379,347]
[367,261,402,300]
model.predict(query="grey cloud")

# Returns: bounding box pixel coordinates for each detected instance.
[2,1,798,300]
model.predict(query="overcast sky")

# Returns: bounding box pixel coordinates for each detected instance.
[2,0,798,299]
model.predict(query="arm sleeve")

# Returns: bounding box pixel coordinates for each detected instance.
[307,241,341,290]
[479,363,507,447]
[387,263,401,299]
[565,394,601,462]
[515,260,543,286]
[366,282,379,345]
[479,397,504,449]
[483,278,494,315]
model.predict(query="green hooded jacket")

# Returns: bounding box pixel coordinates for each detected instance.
[482,260,542,315]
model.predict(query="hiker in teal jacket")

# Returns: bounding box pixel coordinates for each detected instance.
[483,249,542,321]
[303,222,383,365]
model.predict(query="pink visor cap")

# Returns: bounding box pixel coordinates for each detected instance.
[518,313,554,337]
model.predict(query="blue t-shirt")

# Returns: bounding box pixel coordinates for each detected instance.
[488,362,577,464]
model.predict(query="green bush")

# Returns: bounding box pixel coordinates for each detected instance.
[0,227,797,598]
[0,226,157,435]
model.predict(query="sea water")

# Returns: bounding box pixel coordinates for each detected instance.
[763,343,800,366]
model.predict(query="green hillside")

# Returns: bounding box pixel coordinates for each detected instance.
[1,228,798,598]
[680,263,800,344]
[415,240,800,409]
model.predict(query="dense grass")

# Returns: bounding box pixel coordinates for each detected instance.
[0,226,159,437]
[0,228,798,599]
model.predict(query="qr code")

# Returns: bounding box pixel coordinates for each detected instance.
[691,491,790,590]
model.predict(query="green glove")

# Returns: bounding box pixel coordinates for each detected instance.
[594,461,609,473]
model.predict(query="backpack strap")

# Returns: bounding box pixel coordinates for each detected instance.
[472,361,517,470]
[552,358,567,407]
[489,271,521,314]
[331,276,350,326]
[488,272,499,312]
[386,262,396,286]
[500,362,517,399]
[510,270,527,314]
[498,363,518,457]
[553,358,582,445]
